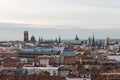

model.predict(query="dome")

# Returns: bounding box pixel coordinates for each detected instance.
[31,36,36,42]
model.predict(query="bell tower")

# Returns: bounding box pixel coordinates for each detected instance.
[24,31,29,42]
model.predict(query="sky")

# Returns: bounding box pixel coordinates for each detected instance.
[0,0,120,40]
[0,0,120,28]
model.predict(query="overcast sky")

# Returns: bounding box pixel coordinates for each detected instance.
[0,0,120,29]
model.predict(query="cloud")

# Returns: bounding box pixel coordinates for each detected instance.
[0,0,120,29]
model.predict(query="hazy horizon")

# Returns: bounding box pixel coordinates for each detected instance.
[0,23,120,41]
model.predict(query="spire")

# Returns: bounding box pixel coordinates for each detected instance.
[41,37,43,43]
[39,37,41,43]
[92,32,95,46]
[88,37,92,46]
[55,37,58,43]
[75,35,79,40]
[59,36,61,43]
[106,37,110,45]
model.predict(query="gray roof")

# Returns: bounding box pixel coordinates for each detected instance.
[20,48,54,52]
[61,50,76,56]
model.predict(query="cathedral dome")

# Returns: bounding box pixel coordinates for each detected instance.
[31,36,36,42]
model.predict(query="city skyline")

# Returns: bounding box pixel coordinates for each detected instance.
[0,23,120,41]
[1,1,120,80]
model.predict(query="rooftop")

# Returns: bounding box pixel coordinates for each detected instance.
[61,50,76,56]
[20,48,57,53]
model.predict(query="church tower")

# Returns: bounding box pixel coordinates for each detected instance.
[92,33,95,46]
[55,38,58,43]
[75,35,79,41]
[58,36,61,43]
[74,35,80,44]
[88,37,92,46]
[24,31,29,42]
[39,37,41,44]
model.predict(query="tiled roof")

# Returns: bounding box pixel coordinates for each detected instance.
[0,52,17,57]
[0,73,60,80]
[81,57,94,60]
[18,51,60,55]
[0,57,21,67]
[102,60,117,64]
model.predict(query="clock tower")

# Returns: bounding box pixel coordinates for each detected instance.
[24,31,29,42]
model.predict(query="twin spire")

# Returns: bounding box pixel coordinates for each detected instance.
[55,36,61,43]
[74,33,95,46]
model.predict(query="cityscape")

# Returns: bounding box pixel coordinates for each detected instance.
[0,31,120,80]
[0,0,120,80]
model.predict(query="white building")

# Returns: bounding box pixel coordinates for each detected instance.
[23,66,58,75]
[66,77,91,80]
[107,54,120,62]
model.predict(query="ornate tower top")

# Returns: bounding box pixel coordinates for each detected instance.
[75,35,79,40]
[92,32,95,46]
[59,36,61,43]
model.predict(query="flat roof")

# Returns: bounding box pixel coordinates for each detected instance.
[61,50,76,56]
